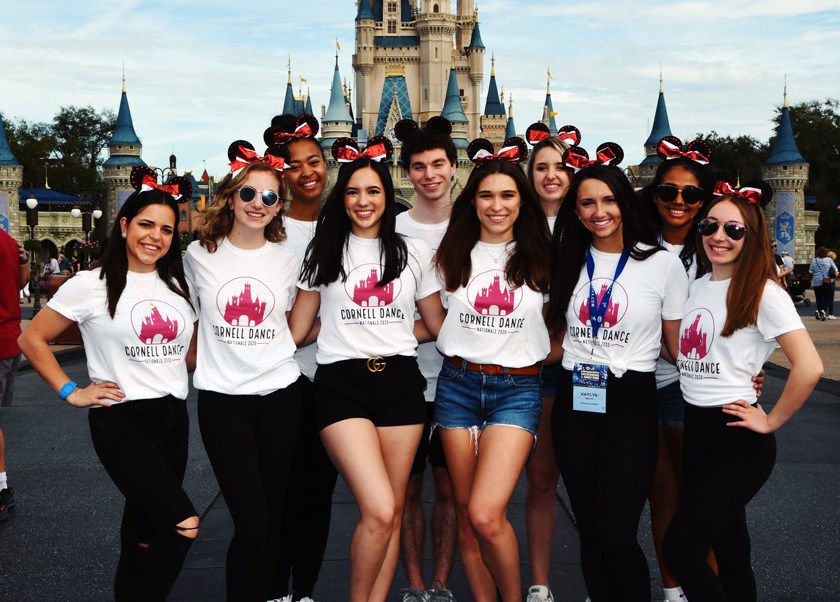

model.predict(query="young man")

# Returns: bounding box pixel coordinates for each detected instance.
[395,121,458,602]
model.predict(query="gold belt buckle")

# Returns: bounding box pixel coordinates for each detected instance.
[367,356,386,373]
[478,363,489,375]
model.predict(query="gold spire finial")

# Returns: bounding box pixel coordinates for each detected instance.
[546,66,552,93]
[736,170,741,188]
[122,61,126,93]
[660,62,663,93]
[509,93,513,117]
[287,55,292,84]
[784,74,788,107]
[491,53,495,77]
[500,86,505,104]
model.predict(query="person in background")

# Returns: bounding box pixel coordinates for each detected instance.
[0,231,29,521]
[808,246,837,320]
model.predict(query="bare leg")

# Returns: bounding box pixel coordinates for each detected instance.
[430,465,457,587]
[525,394,558,589]
[400,472,427,590]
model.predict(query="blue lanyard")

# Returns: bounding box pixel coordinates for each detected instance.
[586,249,630,338]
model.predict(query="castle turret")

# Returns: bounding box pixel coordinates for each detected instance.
[441,65,469,149]
[321,56,355,149]
[762,85,813,264]
[542,71,558,135]
[465,12,485,139]
[282,57,300,116]
[637,73,673,187]
[353,0,376,130]
[416,0,457,124]
[102,76,146,230]
[0,110,23,239]
[505,94,517,140]
[456,0,476,49]
[480,54,507,149]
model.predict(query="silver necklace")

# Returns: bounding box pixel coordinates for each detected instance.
[479,241,512,264]
[128,272,159,309]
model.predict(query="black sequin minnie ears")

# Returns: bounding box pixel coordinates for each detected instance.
[656,136,711,165]
[393,116,453,142]
[712,180,772,208]
[228,140,289,175]
[263,114,320,147]
[525,122,581,147]
[467,136,528,165]
[331,136,394,163]
[561,142,624,173]
[130,166,193,201]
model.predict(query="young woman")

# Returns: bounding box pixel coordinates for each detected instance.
[545,148,689,601]
[663,182,823,601]
[522,122,579,602]
[18,168,198,601]
[432,138,552,602]
[264,114,338,602]
[640,137,714,602]
[184,142,306,602]
[289,139,443,602]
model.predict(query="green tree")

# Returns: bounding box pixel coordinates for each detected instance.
[3,117,56,190]
[52,105,116,170]
[694,131,768,185]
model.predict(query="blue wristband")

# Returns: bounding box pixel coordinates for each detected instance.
[58,381,78,400]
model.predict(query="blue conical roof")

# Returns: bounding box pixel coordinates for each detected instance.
[644,91,672,147]
[0,111,20,166]
[282,81,298,116]
[469,21,485,49]
[765,106,806,166]
[505,116,516,140]
[484,73,504,117]
[304,92,314,116]
[110,89,141,146]
[356,0,374,20]
[544,91,557,135]
[441,68,468,124]
[324,60,353,123]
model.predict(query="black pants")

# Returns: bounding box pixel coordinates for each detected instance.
[198,382,304,602]
[552,368,659,602]
[815,283,833,314]
[271,376,339,600]
[663,403,776,601]
[88,396,197,602]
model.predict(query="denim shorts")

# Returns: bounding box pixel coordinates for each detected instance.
[540,363,560,398]
[433,359,542,435]
[657,380,686,428]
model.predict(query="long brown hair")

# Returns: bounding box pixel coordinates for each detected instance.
[696,195,777,336]
[435,159,551,292]
[198,162,287,253]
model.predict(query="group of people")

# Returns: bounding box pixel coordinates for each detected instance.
[14,112,825,602]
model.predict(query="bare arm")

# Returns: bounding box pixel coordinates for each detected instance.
[185,322,198,373]
[661,319,681,365]
[722,329,823,433]
[415,293,446,342]
[544,326,565,366]
[15,238,30,289]
[17,307,125,408]
[288,288,321,347]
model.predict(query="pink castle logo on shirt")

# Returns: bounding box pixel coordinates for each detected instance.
[573,278,628,328]
[344,264,402,307]
[130,301,185,344]
[680,309,715,360]
[466,270,520,316]
[215,278,276,327]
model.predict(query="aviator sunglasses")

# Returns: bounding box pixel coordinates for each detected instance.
[237,186,280,207]
[698,218,747,241]
[656,184,705,205]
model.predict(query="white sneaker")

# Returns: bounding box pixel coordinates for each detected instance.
[527,585,554,602]
[298,598,316,602]
[400,588,430,602]
[828,315,837,320]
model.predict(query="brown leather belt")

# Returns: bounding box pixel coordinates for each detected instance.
[445,356,541,376]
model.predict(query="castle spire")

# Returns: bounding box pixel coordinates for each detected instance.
[766,85,806,166]
[483,54,505,117]
[282,56,298,115]
[644,73,672,147]
[0,110,20,166]
[543,66,557,134]
[110,77,141,146]
[441,67,468,124]
[784,73,788,108]
[323,56,353,124]
[505,94,516,140]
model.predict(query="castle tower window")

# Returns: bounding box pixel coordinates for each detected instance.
[435,47,439,59]
[388,1,397,12]
[388,20,397,33]
[434,3,439,12]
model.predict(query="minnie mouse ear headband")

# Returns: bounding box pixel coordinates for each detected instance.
[393,116,453,142]
[712,180,772,208]
[656,136,711,165]
[331,136,394,163]
[130,166,193,201]
[561,142,624,173]
[467,137,528,165]
[263,114,320,147]
[525,122,581,147]
[228,140,289,176]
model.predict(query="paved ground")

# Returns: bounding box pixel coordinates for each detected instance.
[1,289,838,601]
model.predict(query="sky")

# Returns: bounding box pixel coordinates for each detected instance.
[1,0,839,180]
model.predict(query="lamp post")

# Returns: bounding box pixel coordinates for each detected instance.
[25,187,42,317]
[70,204,103,269]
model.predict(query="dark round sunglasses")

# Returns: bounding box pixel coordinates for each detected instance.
[698,218,747,241]
[238,186,280,207]
[656,184,705,205]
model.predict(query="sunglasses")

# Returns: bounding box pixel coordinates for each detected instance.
[698,218,747,241]
[656,184,705,205]
[237,186,280,207]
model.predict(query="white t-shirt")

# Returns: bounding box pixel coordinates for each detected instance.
[679,275,804,407]
[48,268,195,403]
[562,245,688,377]
[284,216,319,379]
[547,215,557,234]
[184,238,300,395]
[436,241,550,367]
[655,241,699,389]
[299,233,439,365]
[396,212,449,401]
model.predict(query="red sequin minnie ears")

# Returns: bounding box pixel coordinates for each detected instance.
[712,181,771,208]
[263,114,320,147]
[467,137,528,165]
[656,136,711,165]
[525,122,581,147]
[228,140,289,175]
[130,166,193,201]
[561,142,624,173]
[331,136,394,163]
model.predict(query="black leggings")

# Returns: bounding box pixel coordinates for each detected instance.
[198,382,304,602]
[663,402,776,601]
[552,368,659,602]
[271,376,339,599]
[88,396,197,602]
